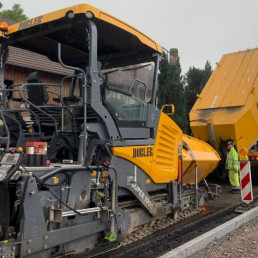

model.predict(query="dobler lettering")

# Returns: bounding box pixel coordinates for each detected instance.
[133,147,153,158]
[18,16,43,31]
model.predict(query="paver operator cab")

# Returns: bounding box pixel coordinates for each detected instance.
[0,4,220,257]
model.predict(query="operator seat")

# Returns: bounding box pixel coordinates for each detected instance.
[26,71,60,136]
[27,71,49,106]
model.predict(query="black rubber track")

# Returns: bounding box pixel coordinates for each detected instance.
[96,196,258,258]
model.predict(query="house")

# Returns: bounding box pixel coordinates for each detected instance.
[0,17,73,106]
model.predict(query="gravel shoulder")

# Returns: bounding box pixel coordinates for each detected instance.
[188,182,258,258]
[190,216,258,258]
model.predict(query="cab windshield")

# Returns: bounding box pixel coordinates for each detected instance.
[104,62,154,122]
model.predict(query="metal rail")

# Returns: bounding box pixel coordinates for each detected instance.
[62,207,104,217]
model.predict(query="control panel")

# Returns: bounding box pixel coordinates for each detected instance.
[0,153,22,182]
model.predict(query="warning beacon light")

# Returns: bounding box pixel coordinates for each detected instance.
[0,22,8,32]
[169,48,179,66]
[0,22,8,37]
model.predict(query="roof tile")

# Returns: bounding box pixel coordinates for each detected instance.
[0,17,73,75]
[7,46,73,75]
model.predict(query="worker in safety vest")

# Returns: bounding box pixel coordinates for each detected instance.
[225,141,240,193]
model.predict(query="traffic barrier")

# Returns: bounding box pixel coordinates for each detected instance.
[240,161,253,203]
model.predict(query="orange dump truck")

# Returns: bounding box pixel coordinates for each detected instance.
[190,48,258,177]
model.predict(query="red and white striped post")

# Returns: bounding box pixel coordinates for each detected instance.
[240,161,253,204]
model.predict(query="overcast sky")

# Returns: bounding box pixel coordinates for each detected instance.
[2,0,257,74]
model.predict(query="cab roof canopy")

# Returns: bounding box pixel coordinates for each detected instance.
[1,4,162,69]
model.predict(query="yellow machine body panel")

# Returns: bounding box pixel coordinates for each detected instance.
[182,135,221,185]
[151,112,182,183]
[196,48,257,109]
[190,48,258,152]
[113,112,220,185]
[112,112,182,184]
[6,4,162,54]
[112,145,154,176]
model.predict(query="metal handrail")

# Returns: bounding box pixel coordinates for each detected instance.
[0,108,10,150]
[19,83,61,132]
[58,43,87,164]
[129,79,147,101]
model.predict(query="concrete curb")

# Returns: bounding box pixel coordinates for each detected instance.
[159,205,258,258]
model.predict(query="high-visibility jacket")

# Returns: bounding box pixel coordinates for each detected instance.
[225,147,239,171]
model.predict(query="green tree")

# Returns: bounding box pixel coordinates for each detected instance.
[202,61,213,87]
[158,52,187,133]
[184,61,213,134]
[0,3,28,22]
